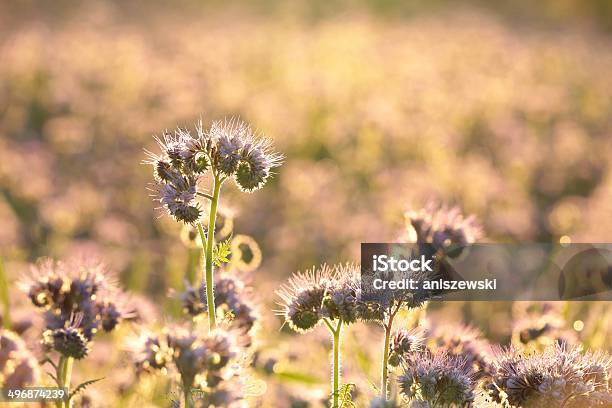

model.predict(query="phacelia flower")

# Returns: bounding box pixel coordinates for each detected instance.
[129,322,246,406]
[398,352,476,407]
[21,258,131,346]
[320,266,361,324]
[229,235,262,272]
[182,272,259,347]
[276,267,331,333]
[402,203,482,257]
[145,118,283,224]
[485,343,612,407]
[43,326,89,360]
[511,301,577,351]
[276,264,363,333]
[432,324,493,378]
[127,330,172,374]
[208,119,283,192]
[0,329,40,389]
[388,328,426,367]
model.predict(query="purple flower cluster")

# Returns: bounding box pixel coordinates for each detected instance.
[146,119,283,223]
[21,259,130,359]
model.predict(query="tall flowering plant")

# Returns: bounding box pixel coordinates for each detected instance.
[277,264,369,408]
[21,259,130,408]
[145,118,282,330]
[368,204,482,400]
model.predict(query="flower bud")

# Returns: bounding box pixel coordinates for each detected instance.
[44,327,90,360]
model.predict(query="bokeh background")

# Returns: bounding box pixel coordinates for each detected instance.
[0,0,611,406]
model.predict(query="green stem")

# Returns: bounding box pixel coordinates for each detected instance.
[198,175,222,331]
[332,320,342,408]
[58,356,74,408]
[381,322,392,399]
[381,304,400,400]
[183,382,193,408]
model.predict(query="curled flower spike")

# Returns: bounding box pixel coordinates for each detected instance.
[21,259,132,406]
[398,352,476,407]
[166,325,239,387]
[276,263,362,333]
[145,117,283,333]
[320,264,362,324]
[20,258,132,341]
[275,267,331,333]
[42,312,90,360]
[182,272,259,347]
[230,235,262,272]
[388,328,426,367]
[127,322,247,407]
[145,118,283,224]
[276,263,363,408]
[432,324,493,378]
[126,329,172,374]
[153,173,202,224]
[486,343,612,408]
[208,119,283,192]
[403,203,482,256]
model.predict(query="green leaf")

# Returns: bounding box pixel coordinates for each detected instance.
[69,377,104,400]
[212,237,232,267]
[338,383,357,407]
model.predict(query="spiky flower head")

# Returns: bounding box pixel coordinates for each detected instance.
[276,264,363,333]
[126,330,172,374]
[432,324,493,378]
[145,118,283,223]
[21,258,131,342]
[511,302,576,352]
[398,352,476,407]
[360,250,438,327]
[43,325,90,360]
[128,322,246,406]
[403,203,482,257]
[0,329,40,389]
[360,266,436,327]
[182,272,259,347]
[388,328,426,367]
[167,324,242,390]
[320,264,362,324]
[209,119,283,192]
[486,343,612,407]
[195,376,247,408]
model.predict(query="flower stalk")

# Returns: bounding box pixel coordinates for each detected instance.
[197,174,224,331]
[58,356,74,408]
[324,318,343,408]
[183,382,194,408]
[381,323,392,399]
[146,118,283,333]
[380,301,404,399]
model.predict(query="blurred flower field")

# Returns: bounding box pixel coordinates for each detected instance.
[0,1,611,406]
